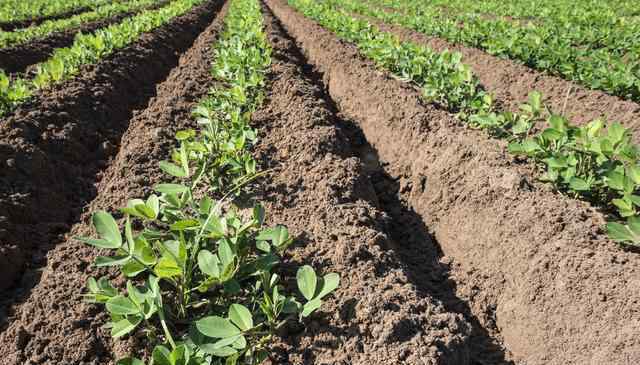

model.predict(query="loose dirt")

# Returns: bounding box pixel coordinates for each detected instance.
[0,0,223,314]
[0,1,228,363]
[265,0,640,364]
[249,6,475,364]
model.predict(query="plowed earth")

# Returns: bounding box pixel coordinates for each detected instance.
[0,1,638,365]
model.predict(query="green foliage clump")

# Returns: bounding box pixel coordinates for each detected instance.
[79,0,339,364]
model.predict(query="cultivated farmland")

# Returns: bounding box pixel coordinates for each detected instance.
[0,0,638,364]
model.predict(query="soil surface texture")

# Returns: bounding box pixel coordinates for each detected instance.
[265,0,640,364]
[0,0,223,312]
[251,5,474,364]
[0,1,228,363]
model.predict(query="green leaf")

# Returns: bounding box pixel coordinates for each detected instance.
[87,277,99,293]
[106,296,139,315]
[271,225,290,248]
[253,204,265,226]
[229,304,253,331]
[200,345,237,357]
[548,115,567,131]
[95,255,130,267]
[196,316,241,338]
[608,122,626,145]
[607,222,637,244]
[546,156,567,168]
[317,273,340,300]
[198,250,220,278]
[170,219,200,231]
[232,335,247,350]
[147,194,160,218]
[122,260,146,277]
[160,161,187,178]
[175,129,196,141]
[126,281,145,306]
[606,171,626,191]
[528,91,542,112]
[78,211,122,248]
[627,165,640,185]
[223,279,241,294]
[111,315,142,338]
[542,128,564,141]
[569,177,590,191]
[152,345,172,365]
[301,298,322,318]
[155,256,182,278]
[155,183,189,195]
[297,265,317,301]
[218,240,234,266]
[180,143,190,177]
[205,335,242,351]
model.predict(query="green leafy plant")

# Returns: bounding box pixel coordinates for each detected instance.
[0,0,206,118]
[0,0,116,24]
[0,0,162,49]
[290,0,640,246]
[289,0,492,119]
[355,0,640,102]
[81,196,338,364]
[79,0,339,364]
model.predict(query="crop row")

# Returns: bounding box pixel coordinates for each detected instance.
[405,0,640,57]
[290,0,640,246]
[0,0,116,24]
[0,0,208,118]
[0,0,162,49]
[79,0,339,363]
[431,0,640,26]
[354,0,640,103]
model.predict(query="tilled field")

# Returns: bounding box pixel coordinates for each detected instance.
[0,0,638,364]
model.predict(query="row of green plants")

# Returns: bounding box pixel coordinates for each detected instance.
[0,0,116,24]
[0,0,163,49]
[290,0,640,246]
[394,0,640,58]
[356,0,640,103]
[426,0,640,27]
[0,0,205,118]
[79,0,339,363]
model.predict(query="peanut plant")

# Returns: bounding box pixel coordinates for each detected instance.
[0,0,207,118]
[290,0,640,246]
[79,0,339,363]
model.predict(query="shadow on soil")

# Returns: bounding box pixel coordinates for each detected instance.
[260,5,514,364]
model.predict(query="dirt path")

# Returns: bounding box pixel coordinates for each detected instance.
[264,0,640,364]
[0,0,171,74]
[0,1,228,363]
[250,6,487,364]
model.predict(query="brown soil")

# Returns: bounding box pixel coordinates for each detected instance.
[0,0,223,300]
[0,5,95,32]
[0,0,170,74]
[250,6,479,364]
[0,1,228,363]
[265,0,640,364]
[359,15,640,138]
